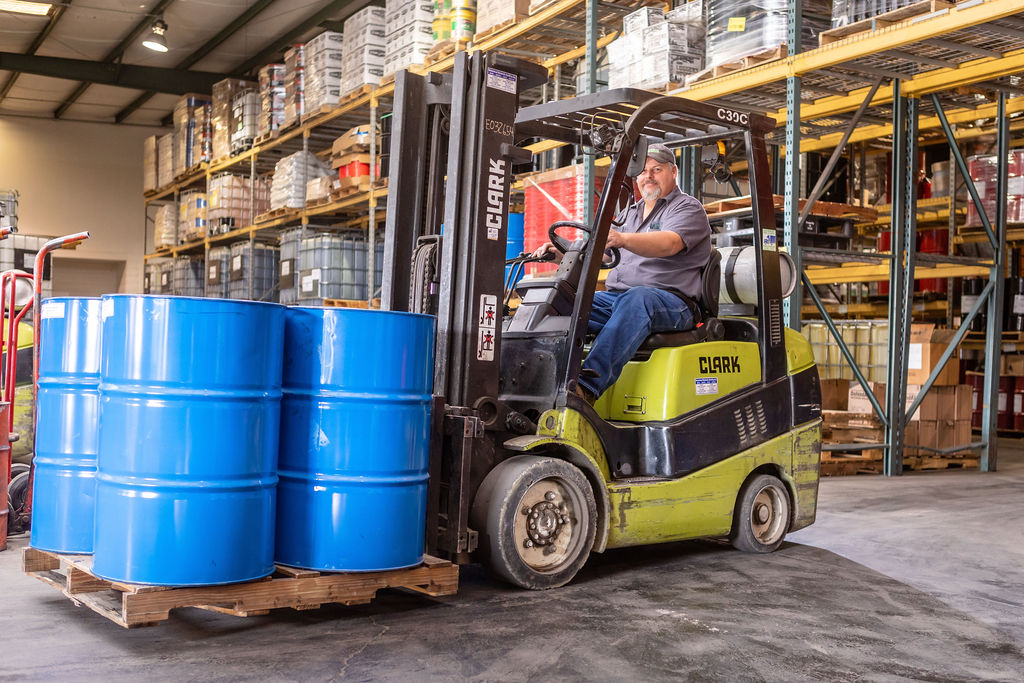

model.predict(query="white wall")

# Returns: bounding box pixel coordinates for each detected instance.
[0,116,164,293]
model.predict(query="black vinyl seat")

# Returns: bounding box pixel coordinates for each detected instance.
[633,248,725,358]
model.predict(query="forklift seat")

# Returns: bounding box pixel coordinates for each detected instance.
[633,248,724,359]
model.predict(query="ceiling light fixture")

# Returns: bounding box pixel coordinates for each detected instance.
[0,1,52,16]
[142,18,168,52]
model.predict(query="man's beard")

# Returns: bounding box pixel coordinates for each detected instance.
[640,183,660,202]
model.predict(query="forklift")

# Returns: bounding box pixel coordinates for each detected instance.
[382,52,822,589]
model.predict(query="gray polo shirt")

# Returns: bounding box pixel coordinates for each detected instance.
[605,186,711,299]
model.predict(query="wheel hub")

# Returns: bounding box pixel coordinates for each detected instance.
[521,491,571,548]
[754,502,771,525]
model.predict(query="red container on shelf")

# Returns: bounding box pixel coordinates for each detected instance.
[1014,376,1024,431]
[918,228,949,294]
[967,372,985,429]
[877,228,950,295]
[999,375,1015,430]
[878,230,891,295]
[523,165,607,275]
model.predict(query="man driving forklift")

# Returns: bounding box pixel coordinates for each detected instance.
[532,143,712,403]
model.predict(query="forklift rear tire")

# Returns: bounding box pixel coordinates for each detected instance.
[730,473,791,553]
[471,455,596,590]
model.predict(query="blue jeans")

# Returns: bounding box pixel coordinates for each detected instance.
[579,287,695,398]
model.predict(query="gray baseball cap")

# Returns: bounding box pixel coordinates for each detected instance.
[646,143,676,166]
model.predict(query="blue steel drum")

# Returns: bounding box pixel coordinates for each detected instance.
[276,307,434,571]
[31,297,103,554]
[505,211,525,284]
[93,295,284,586]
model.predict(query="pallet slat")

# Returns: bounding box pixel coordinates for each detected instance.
[24,547,458,628]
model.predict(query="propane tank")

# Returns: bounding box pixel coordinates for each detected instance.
[717,246,797,306]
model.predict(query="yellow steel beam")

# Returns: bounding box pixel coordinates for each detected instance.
[798,97,1024,153]
[955,227,1024,244]
[682,0,1024,104]
[806,262,990,285]
[542,31,619,70]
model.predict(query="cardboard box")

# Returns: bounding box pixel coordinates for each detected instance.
[332,125,375,155]
[622,6,664,34]
[917,419,938,454]
[907,324,960,385]
[849,381,923,420]
[820,379,850,411]
[477,0,530,35]
[934,384,973,421]
[904,420,919,456]
[1001,354,1024,376]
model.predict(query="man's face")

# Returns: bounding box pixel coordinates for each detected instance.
[636,157,676,201]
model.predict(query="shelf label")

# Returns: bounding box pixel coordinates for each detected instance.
[908,343,923,370]
[1013,294,1024,315]
[762,229,777,252]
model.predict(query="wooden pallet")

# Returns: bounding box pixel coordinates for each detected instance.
[173,164,205,182]
[965,330,1024,343]
[24,547,458,629]
[472,16,526,45]
[819,0,954,46]
[686,45,787,85]
[253,129,280,146]
[305,194,334,209]
[338,84,373,108]
[330,183,372,201]
[903,454,979,471]
[704,194,878,221]
[301,103,339,124]
[254,207,300,224]
[820,452,883,476]
[424,39,470,67]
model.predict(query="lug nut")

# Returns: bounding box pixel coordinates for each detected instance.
[545,491,556,501]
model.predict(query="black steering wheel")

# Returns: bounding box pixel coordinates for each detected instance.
[548,220,621,269]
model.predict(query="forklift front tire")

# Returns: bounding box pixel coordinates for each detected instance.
[471,455,596,590]
[730,473,791,553]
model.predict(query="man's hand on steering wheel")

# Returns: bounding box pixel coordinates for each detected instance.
[548,220,621,269]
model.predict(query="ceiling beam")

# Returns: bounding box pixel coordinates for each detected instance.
[0,52,238,96]
[114,0,278,123]
[233,0,375,75]
[0,0,74,105]
[53,0,179,119]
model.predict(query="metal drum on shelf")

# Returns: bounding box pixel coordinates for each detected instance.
[93,295,284,585]
[30,297,102,554]
[276,306,434,572]
[917,229,948,294]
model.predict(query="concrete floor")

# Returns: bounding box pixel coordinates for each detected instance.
[3,443,1023,681]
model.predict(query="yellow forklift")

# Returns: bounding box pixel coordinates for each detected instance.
[381,53,822,589]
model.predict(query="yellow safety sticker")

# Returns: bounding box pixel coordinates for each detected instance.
[728,17,746,32]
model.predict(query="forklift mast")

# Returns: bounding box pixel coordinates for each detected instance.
[381,52,547,558]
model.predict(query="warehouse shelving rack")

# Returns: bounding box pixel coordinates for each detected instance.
[141,0,656,302]
[667,0,1022,474]
[142,0,1024,475]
